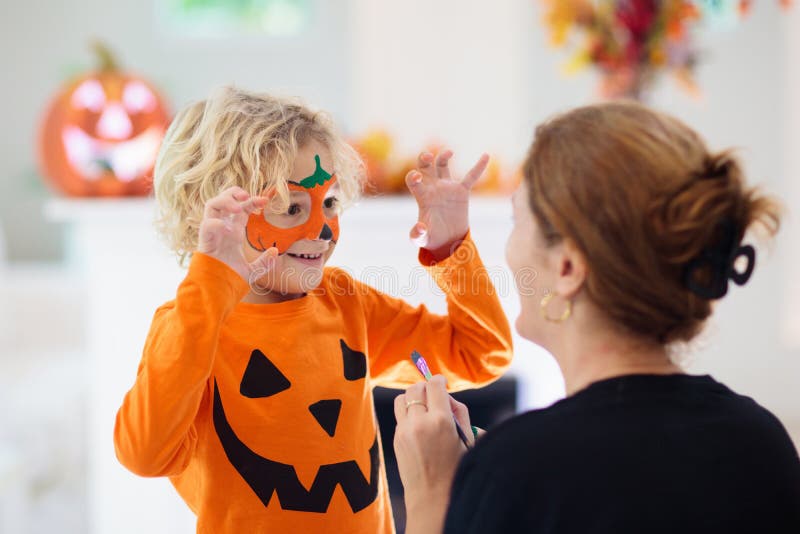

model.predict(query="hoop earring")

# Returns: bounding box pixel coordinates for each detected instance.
[540,292,572,323]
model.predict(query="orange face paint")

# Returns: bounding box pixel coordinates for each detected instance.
[246,155,340,254]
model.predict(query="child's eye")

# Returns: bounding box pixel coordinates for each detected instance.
[286,204,301,216]
[323,197,339,209]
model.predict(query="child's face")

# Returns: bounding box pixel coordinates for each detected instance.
[244,141,341,296]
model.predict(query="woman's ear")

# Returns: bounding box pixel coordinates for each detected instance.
[553,238,587,299]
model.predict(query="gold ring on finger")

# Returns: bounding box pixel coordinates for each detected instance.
[405,400,427,410]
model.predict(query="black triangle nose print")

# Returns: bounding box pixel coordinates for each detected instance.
[318,223,333,240]
[340,339,366,381]
[240,349,291,398]
[308,399,342,437]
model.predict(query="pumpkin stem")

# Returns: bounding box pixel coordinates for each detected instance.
[91,41,119,72]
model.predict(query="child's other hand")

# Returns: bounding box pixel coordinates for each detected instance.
[198,187,278,281]
[405,151,489,259]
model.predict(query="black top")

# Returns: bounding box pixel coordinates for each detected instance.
[445,374,800,534]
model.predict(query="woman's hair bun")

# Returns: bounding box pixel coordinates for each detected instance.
[524,102,782,344]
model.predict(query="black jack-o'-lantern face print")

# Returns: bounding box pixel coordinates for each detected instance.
[213,339,379,513]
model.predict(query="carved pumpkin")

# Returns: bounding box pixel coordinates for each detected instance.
[37,43,170,196]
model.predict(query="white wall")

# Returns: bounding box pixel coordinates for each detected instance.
[780,3,800,443]
[783,5,800,352]
[349,0,537,163]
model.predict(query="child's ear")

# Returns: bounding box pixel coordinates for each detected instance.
[553,238,587,299]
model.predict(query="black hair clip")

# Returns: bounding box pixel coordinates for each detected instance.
[683,218,755,300]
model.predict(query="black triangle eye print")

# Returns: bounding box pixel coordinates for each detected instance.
[239,349,291,398]
[308,399,342,437]
[340,339,366,381]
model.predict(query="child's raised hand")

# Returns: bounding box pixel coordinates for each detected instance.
[198,186,278,282]
[405,150,489,258]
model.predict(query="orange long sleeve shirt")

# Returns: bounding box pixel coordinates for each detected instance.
[114,232,512,533]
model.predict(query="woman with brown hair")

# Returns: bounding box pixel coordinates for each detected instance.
[393,102,800,533]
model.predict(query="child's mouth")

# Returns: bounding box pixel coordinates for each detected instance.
[286,252,324,266]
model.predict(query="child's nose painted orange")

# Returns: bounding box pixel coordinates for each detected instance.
[245,155,340,254]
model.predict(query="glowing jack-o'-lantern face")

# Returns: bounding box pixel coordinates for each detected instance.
[38,67,170,196]
[213,339,379,513]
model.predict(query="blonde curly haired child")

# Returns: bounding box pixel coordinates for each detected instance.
[114,86,512,533]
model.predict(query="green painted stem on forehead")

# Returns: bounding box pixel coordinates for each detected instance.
[298,154,333,189]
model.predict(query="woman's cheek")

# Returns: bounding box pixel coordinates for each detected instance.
[505,227,521,273]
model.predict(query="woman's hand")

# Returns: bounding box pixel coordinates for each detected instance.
[198,186,278,282]
[394,375,474,534]
[405,150,489,260]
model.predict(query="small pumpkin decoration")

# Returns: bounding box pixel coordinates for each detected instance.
[352,132,446,195]
[472,157,522,196]
[378,142,446,196]
[37,42,170,196]
[351,129,401,195]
